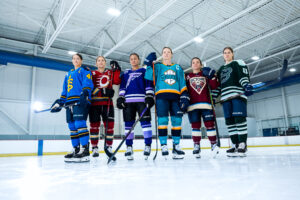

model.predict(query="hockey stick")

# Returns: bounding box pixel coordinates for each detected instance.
[206,78,221,147]
[107,106,149,164]
[103,69,117,161]
[152,62,159,161]
[215,59,288,104]
[34,102,78,113]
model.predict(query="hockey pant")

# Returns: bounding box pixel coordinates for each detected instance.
[222,98,248,145]
[188,109,217,145]
[66,104,90,148]
[156,98,183,146]
[89,105,115,147]
[123,102,152,146]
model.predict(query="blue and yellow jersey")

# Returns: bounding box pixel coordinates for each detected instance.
[60,66,94,105]
[144,62,187,100]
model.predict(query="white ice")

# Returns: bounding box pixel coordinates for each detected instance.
[1,147,300,200]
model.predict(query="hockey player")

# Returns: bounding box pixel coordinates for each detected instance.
[117,53,154,160]
[144,47,189,159]
[186,57,220,158]
[213,47,253,157]
[88,56,121,157]
[51,53,93,162]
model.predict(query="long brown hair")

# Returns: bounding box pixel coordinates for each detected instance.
[223,46,234,60]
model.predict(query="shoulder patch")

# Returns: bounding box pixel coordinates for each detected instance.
[235,60,246,66]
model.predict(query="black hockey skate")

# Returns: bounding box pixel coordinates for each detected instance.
[92,146,99,157]
[64,146,80,162]
[226,144,238,157]
[73,144,90,162]
[161,144,169,158]
[144,145,151,160]
[193,144,201,158]
[172,144,185,159]
[237,142,247,157]
[125,146,134,160]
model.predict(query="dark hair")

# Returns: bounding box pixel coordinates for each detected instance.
[191,57,202,66]
[72,53,83,60]
[162,47,173,54]
[129,53,140,60]
[96,56,106,62]
[223,47,234,60]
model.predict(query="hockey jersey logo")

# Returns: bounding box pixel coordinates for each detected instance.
[126,72,142,88]
[221,67,233,84]
[96,75,110,88]
[67,75,73,92]
[163,69,176,85]
[190,77,206,95]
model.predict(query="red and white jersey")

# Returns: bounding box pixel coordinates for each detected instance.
[91,69,121,106]
[185,72,219,111]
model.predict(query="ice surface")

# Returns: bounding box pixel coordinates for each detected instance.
[0,147,300,200]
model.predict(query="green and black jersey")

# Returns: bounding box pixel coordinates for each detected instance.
[213,60,250,101]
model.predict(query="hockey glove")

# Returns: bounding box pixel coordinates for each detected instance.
[145,95,154,109]
[110,60,121,72]
[202,67,216,79]
[50,99,64,113]
[144,52,157,67]
[179,92,190,113]
[117,96,126,109]
[244,84,254,96]
[103,88,115,98]
[80,90,89,107]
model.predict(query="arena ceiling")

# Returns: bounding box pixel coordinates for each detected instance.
[0,0,300,83]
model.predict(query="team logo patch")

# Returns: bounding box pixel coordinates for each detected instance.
[163,69,176,85]
[126,72,142,88]
[190,77,206,95]
[97,75,110,88]
[221,67,233,84]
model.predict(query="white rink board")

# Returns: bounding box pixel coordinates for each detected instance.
[1,136,300,155]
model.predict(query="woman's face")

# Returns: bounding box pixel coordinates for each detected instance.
[72,55,82,67]
[191,59,202,71]
[96,56,106,69]
[130,55,140,67]
[162,48,172,61]
[223,48,234,62]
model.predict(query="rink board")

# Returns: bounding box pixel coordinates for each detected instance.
[1,135,300,157]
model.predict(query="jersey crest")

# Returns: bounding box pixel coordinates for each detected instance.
[190,76,206,95]
[163,69,176,85]
[97,75,110,88]
[221,67,233,84]
[126,72,142,88]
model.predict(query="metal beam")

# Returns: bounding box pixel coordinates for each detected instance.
[184,17,300,72]
[169,0,272,57]
[104,0,177,57]
[42,0,82,53]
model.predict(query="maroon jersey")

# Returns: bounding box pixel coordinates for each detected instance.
[185,71,219,111]
[91,69,121,106]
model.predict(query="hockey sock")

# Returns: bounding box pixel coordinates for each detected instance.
[75,120,89,146]
[125,121,134,146]
[103,121,114,146]
[141,121,152,146]
[171,127,181,145]
[226,117,238,145]
[191,122,201,144]
[158,126,168,145]
[204,120,217,144]
[235,116,248,143]
[90,122,100,147]
[68,121,79,148]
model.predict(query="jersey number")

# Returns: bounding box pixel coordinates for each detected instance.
[86,73,91,79]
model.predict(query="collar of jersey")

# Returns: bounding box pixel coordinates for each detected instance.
[162,62,175,67]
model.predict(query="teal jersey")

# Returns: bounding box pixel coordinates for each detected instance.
[214,60,250,101]
[144,62,187,99]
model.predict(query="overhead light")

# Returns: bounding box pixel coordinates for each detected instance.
[289,68,296,72]
[251,56,260,61]
[194,36,204,43]
[68,51,77,55]
[107,8,121,16]
[32,101,43,111]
